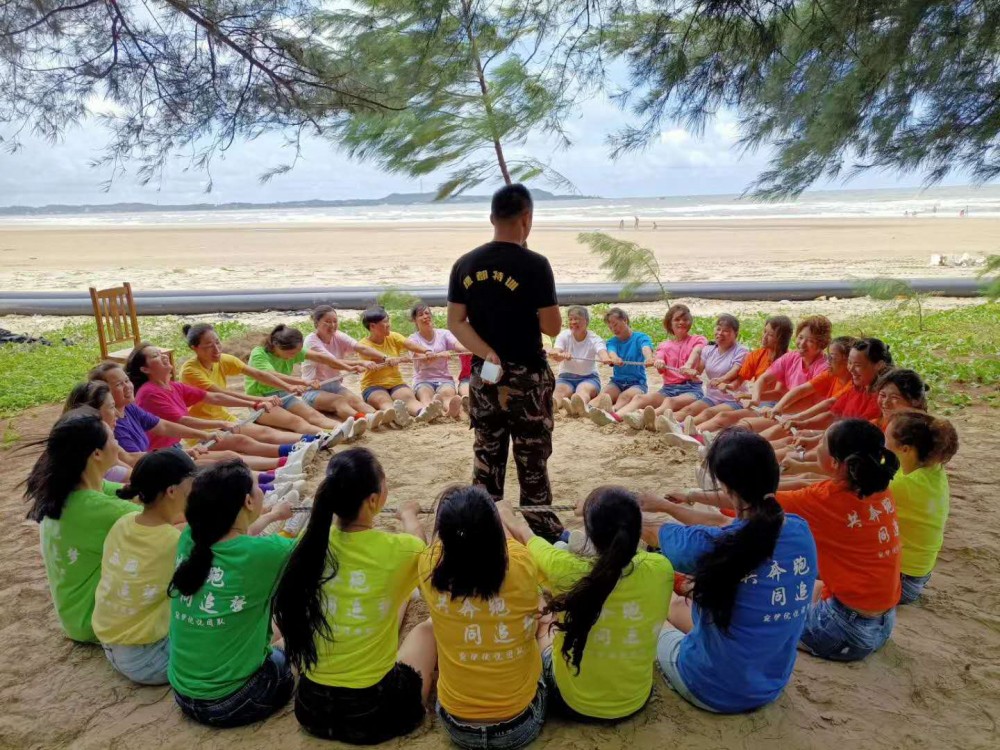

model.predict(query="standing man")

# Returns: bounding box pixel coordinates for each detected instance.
[447,184,564,541]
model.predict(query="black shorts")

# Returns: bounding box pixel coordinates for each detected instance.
[295,663,425,745]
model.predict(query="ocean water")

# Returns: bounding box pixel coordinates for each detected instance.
[1,185,998,227]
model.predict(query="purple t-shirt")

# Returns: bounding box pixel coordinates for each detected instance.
[766,352,828,391]
[702,343,749,401]
[115,403,160,454]
[409,329,460,385]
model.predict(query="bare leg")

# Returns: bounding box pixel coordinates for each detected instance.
[366,390,395,411]
[240,423,304,445]
[613,386,645,411]
[573,381,599,407]
[257,407,316,435]
[286,399,340,430]
[213,432,281,457]
[305,392,355,421]
[617,390,664,416]
[392,386,425,417]
[398,619,437,704]
[667,594,694,633]
[414,384,437,407]
[674,400,711,420]
[737,416,779,434]
[653,393,699,415]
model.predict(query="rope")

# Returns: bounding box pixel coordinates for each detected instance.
[288,503,580,515]
[200,408,265,449]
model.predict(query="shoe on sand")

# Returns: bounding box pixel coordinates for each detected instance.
[416,401,444,423]
[589,409,617,427]
[624,412,645,430]
[366,411,382,429]
[447,397,462,419]
[393,399,413,427]
[643,406,657,431]
[461,394,470,413]
[683,415,698,437]
[348,417,367,440]
[570,394,586,417]
[567,529,597,557]
[661,432,702,451]
[594,393,613,412]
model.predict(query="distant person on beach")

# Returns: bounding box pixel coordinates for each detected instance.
[447,183,564,542]
[634,216,639,229]
[619,219,625,230]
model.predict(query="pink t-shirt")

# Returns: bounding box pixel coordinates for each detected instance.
[655,335,708,385]
[134,381,206,449]
[409,329,460,384]
[302,331,359,382]
[766,351,828,392]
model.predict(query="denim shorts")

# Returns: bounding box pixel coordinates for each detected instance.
[654,626,719,713]
[270,391,305,410]
[608,378,647,394]
[302,380,348,406]
[900,572,932,605]
[174,647,294,728]
[556,372,602,393]
[414,379,457,394]
[658,381,704,399]
[799,597,896,662]
[698,393,741,409]
[362,384,409,403]
[437,675,547,750]
[296,662,424,744]
[103,637,170,685]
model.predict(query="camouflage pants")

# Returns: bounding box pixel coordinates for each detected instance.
[470,361,563,542]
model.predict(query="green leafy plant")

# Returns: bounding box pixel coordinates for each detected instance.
[855,278,931,331]
[577,232,670,302]
[978,255,1000,299]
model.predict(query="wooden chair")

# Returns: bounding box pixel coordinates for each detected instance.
[89,282,174,371]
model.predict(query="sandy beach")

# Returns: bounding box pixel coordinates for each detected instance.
[1,217,995,293]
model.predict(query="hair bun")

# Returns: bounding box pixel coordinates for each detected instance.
[181,324,191,335]
[117,485,141,500]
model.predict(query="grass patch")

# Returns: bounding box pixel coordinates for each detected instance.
[0,303,996,418]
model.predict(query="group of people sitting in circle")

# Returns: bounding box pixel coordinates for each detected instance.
[21,299,958,747]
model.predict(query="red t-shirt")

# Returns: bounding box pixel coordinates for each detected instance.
[831,386,880,420]
[776,480,901,612]
[134,381,207,449]
[809,370,854,401]
[458,354,473,380]
[737,347,774,382]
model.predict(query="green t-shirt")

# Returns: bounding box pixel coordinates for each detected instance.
[892,464,950,577]
[168,530,295,700]
[39,482,136,643]
[527,536,673,720]
[305,528,426,689]
[245,346,306,397]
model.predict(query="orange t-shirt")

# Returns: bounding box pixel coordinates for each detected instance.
[809,369,854,400]
[776,480,901,612]
[737,347,774,382]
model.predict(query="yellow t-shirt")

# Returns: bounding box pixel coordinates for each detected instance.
[305,528,426,688]
[358,332,410,391]
[92,513,181,646]
[892,464,950,577]
[178,353,246,422]
[527,537,673,719]
[418,539,542,721]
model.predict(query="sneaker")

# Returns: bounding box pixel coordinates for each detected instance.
[366,411,382,429]
[447,397,462,419]
[379,407,396,427]
[415,401,443,424]
[348,417,367,440]
[274,478,305,495]
[567,529,597,557]
[643,406,657,431]
[461,394,470,413]
[554,396,568,415]
[695,464,715,491]
[662,432,702,451]
[263,484,290,504]
[393,399,413,427]
[570,393,586,417]
[624,412,645,430]
[654,415,671,433]
[272,470,305,483]
[594,393,613,412]
[318,425,348,450]
[589,409,617,427]
[702,430,717,449]
[683,416,698,437]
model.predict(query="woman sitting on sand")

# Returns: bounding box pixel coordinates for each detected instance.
[357,306,442,425]
[500,486,673,723]
[418,485,548,746]
[92,450,195,685]
[737,335,853,438]
[302,306,390,426]
[588,308,654,425]
[24,407,138,643]
[550,305,611,417]
[272,448,435,744]
[691,315,826,436]
[246,325,366,435]
[179,322,339,438]
[615,304,707,427]
[167,460,295,728]
[640,428,817,713]
[654,314,749,437]
[127,344,301,472]
[64,380,136,482]
[409,303,468,419]
[885,411,959,604]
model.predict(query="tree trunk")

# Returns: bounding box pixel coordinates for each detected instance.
[460,0,511,184]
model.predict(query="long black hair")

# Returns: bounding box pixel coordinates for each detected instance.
[125,342,155,390]
[23,407,112,521]
[693,427,784,633]
[273,447,385,672]
[182,323,214,348]
[875,368,928,411]
[118,449,196,506]
[826,419,899,497]
[546,486,641,673]
[263,324,303,353]
[169,459,253,597]
[63,380,111,413]
[430,485,508,600]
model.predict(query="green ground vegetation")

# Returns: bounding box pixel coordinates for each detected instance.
[0,302,996,418]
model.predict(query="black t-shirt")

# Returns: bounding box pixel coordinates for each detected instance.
[447,241,558,369]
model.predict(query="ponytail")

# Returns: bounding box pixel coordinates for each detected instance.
[273,447,385,672]
[182,323,214,348]
[169,460,252,597]
[264,324,303,353]
[693,428,784,632]
[117,449,196,505]
[827,419,899,497]
[430,485,508,600]
[546,486,640,673]
[124,342,154,390]
[888,411,959,466]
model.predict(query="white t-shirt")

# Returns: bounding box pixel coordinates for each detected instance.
[302,331,359,382]
[554,329,607,377]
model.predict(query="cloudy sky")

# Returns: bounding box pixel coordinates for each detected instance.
[0,90,986,207]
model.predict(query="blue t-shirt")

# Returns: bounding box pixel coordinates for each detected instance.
[659,515,817,713]
[606,332,653,386]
